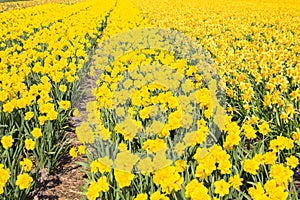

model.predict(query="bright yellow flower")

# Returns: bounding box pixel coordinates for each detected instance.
[150,191,169,200]
[1,135,14,150]
[134,193,148,200]
[38,115,48,126]
[243,159,260,175]
[270,164,294,187]
[118,143,128,152]
[286,155,299,169]
[24,111,34,120]
[76,122,95,144]
[229,175,243,190]
[264,179,288,200]
[16,173,33,190]
[116,107,126,117]
[47,110,58,120]
[25,139,35,151]
[59,100,71,110]
[86,177,110,200]
[142,138,166,154]
[175,160,187,172]
[0,164,10,194]
[137,157,154,175]
[96,176,109,192]
[153,166,184,194]
[185,179,210,200]
[31,128,42,139]
[20,158,33,172]
[214,179,230,197]
[249,183,268,200]
[78,145,86,155]
[90,156,112,174]
[3,101,15,113]
[258,121,271,135]
[243,124,257,139]
[263,151,277,165]
[114,151,139,172]
[69,147,77,158]
[59,85,67,92]
[114,170,135,188]
[269,136,294,151]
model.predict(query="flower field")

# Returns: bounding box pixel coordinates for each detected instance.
[0,0,299,199]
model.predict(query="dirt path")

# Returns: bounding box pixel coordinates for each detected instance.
[29,132,86,200]
[28,66,102,200]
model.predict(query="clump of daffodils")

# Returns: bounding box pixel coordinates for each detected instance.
[76,0,300,199]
